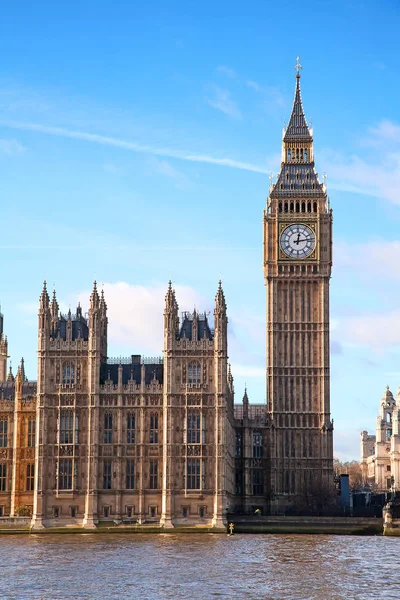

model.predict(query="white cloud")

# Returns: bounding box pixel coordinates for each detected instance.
[324,120,400,205]
[0,120,267,174]
[246,80,260,92]
[206,86,242,120]
[0,138,25,156]
[148,157,190,189]
[76,282,210,355]
[216,66,237,78]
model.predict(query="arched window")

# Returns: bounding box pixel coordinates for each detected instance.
[62,362,75,385]
[307,202,311,212]
[287,149,291,161]
[188,362,201,385]
[290,202,294,213]
[301,202,306,213]
[284,202,288,213]
[304,149,308,161]
[296,202,300,213]
[279,202,282,213]
[0,418,8,448]
[313,202,317,212]
[104,413,113,444]
[127,413,135,444]
[150,412,159,443]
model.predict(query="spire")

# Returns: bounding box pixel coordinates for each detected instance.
[90,280,100,309]
[215,280,227,314]
[283,57,312,142]
[39,280,50,310]
[165,280,177,312]
[7,363,14,382]
[100,288,107,314]
[50,288,59,320]
[19,357,26,381]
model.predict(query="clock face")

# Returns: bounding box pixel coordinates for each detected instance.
[280,223,316,259]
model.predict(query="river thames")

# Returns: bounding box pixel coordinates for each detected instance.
[1,533,399,599]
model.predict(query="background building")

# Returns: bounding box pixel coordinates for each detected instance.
[361,386,400,492]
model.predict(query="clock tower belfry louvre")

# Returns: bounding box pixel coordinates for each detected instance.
[263,61,334,508]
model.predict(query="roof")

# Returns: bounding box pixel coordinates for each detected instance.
[283,74,312,142]
[53,314,89,341]
[100,356,163,385]
[179,312,214,341]
[271,163,324,197]
[0,381,37,400]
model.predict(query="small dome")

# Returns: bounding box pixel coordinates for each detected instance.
[382,385,395,406]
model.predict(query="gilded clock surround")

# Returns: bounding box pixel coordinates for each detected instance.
[278,221,317,261]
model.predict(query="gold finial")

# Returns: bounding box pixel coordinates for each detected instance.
[295,56,302,77]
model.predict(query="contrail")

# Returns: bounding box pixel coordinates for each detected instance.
[0,120,269,175]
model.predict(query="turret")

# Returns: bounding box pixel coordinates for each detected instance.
[50,288,59,334]
[214,281,227,352]
[38,281,51,341]
[0,304,8,381]
[164,281,179,345]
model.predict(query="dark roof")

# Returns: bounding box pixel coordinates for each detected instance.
[53,314,89,341]
[179,312,213,341]
[0,381,37,401]
[271,163,324,198]
[100,356,163,385]
[283,75,312,142]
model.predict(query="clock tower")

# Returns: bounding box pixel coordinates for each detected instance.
[263,60,333,510]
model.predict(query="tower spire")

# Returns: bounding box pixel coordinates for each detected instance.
[283,57,311,142]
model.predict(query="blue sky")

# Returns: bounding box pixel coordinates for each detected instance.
[1,0,400,459]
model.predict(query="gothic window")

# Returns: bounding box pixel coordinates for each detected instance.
[296,202,300,212]
[235,431,242,458]
[300,149,303,161]
[279,202,282,212]
[149,460,158,489]
[150,412,159,444]
[58,458,73,490]
[28,418,36,447]
[188,362,201,385]
[0,418,8,448]
[386,413,391,424]
[60,410,74,444]
[252,470,263,495]
[307,202,311,212]
[127,413,135,444]
[284,203,288,213]
[126,460,135,489]
[304,149,308,161]
[235,470,243,495]
[103,460,112,490]
[287,149,291,161]
[26,463,35,491]
[301,202,305,213]
[186,458,201,490]
[62,362,75,385]
[296,148,299,160]
[313,202,317,212]
[290,202,294,213]
[187,412,201,444]
[0,464,6,491]
[387,429,392,440]
[104,413,113,444]
[253,432,263,458]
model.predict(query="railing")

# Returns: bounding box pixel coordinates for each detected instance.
[107,356,163,365]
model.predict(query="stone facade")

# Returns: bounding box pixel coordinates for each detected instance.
[262,64,334,509]
[0,64,335,526]
[361,386,400,491]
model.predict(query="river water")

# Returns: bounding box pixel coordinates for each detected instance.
[0,533,399,600]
